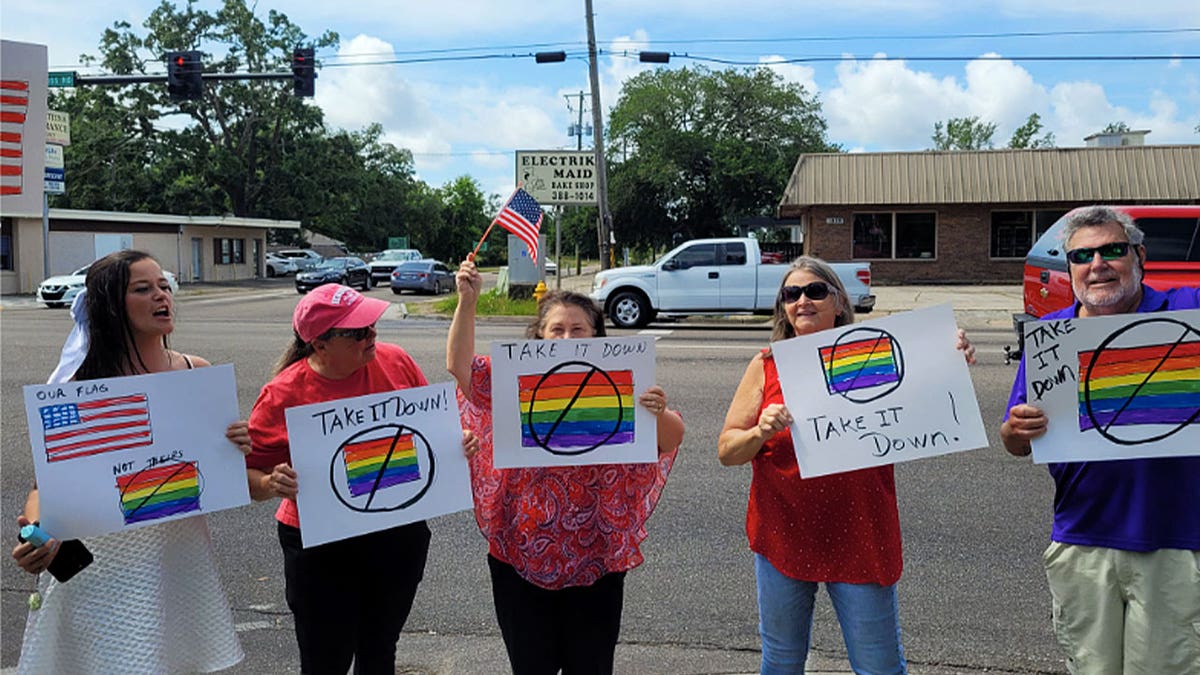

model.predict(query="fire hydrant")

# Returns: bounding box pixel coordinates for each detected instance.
[532,280,548,303]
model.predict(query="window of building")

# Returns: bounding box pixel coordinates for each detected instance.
[852,212,936,259]
[0,218,12,270]
[990,210,1067,258]
[213,238,246,265]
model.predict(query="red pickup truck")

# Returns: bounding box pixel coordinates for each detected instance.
[1009,204,1200,361]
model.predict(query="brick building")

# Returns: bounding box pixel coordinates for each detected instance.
[778,144,1200,283]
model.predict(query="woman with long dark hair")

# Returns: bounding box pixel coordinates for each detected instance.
[11,250,247,674]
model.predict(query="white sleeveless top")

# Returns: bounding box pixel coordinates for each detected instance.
[17,516,243,674]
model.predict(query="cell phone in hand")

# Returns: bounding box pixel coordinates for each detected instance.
[19,524,94,583]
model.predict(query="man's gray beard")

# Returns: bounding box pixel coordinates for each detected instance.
[1073,264,1143,309]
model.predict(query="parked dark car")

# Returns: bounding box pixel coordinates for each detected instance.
[390,260,454,295]
[295,256,371,293]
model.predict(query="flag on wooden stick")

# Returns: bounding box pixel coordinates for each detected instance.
[492,187,544,262]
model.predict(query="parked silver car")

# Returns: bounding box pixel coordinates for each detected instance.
[274,249,323,271]
[390,260,454,295]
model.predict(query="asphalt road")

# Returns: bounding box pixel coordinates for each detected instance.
[0,285,1064,674]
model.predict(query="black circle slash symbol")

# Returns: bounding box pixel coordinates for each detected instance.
[329,424,436,513]
[823,327,905,404]
[525,360,625,455]
[1081,317,1200,446]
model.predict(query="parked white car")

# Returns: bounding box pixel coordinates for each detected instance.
[273,249,324,272]
[37,265,179,308]
[265,252,299,277]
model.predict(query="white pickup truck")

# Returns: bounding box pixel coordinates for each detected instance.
[590,237,875,328]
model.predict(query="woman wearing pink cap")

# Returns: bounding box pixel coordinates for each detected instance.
[245,283,478,674]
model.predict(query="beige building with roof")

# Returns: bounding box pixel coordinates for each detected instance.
[778,144,1200,283]
[1,209,301,295]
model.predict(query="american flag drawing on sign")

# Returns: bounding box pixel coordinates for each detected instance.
[0,80,30,196]
[494,187,544,263]
[39,394,153,462]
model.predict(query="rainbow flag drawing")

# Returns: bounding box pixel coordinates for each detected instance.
[342,434,420,498]
[115,461,201,525]
[820,336,900,395]
[1078,340,1200,431]
[519,368,635,448]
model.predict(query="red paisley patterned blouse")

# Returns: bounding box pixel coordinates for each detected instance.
[458,355,677,590]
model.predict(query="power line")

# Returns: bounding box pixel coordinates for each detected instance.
[50,25,1200,71]
[667,53,1200,66]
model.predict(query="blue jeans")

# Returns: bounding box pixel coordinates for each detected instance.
[755,553,906,675]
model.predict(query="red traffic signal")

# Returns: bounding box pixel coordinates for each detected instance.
[165,50,203,101]
[292,47,315,97]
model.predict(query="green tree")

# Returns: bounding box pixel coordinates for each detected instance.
[607,65,837,247]
[1007,113,1056,149]
[1102,121,1131,134]
[931,116,997,150]
[90,0,338,217]
[433,176,492,264]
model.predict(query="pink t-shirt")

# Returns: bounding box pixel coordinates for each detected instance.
[247,342,428,527]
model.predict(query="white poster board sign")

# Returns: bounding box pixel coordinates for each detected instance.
[772,304,988,477]
[490,336,656,468]
[0,40,49,216]
[1025,308,1200,463]
[23,365,249,539]
[284,381,472,548]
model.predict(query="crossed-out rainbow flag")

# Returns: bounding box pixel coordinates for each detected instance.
[343,434,420,497]
[115,461,201,525]
[519,369,635,448]
[1078,340,1200,430]
[820,336,900,395]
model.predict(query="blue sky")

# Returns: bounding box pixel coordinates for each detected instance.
[4,0,1199,199]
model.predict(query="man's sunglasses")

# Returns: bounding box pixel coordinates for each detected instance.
[1065,242,1131,265]
[780,281,832,303]
[324,326,373,341]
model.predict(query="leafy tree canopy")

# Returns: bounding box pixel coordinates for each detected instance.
[607,65,838,248]
[931,116,996,150]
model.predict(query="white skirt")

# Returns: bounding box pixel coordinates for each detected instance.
[17,516,243,674]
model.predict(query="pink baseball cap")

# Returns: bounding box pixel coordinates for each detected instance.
[293,284,390,343]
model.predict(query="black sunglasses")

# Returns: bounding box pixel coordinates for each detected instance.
[324,325,373,341]
[780,281,831,303]
[1065,242,1131,265]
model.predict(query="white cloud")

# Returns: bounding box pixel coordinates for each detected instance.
[823,53,1196,150]
[759,56,819,94]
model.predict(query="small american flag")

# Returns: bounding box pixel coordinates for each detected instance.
[493,187,544,263]
[0,80,29,196]
[40,394,153,462]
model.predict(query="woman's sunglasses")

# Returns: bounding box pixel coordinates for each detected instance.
[324,326,373,341]
[780,281,831,303]
[1065,241,1131,265]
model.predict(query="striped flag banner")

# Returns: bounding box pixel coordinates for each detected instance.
[0,80,29,196]
[39,394,153,462]
[493,187,544,263]
[115,461,202,524]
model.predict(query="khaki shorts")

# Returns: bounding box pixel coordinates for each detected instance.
[1043,542,1200,675]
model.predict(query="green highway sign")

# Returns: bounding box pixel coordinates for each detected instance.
[48,71,77,88]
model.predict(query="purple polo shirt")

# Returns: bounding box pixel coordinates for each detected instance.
[1006,285,1200,551]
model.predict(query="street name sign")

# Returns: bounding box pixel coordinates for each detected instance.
[48,71,76,88]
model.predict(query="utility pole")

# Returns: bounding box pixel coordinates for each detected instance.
[584,0,613,269]
[564,90,587,151]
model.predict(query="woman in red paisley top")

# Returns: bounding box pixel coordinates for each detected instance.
[447,258,684,674]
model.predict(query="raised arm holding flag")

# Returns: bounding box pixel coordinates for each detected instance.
[470,187,544,262]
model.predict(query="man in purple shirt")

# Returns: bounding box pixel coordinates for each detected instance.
[1001,205,1200,674]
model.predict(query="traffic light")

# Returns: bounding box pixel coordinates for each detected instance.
[292,47,315,97]
[165,50,203,101]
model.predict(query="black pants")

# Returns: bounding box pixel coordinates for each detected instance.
[278,521,430,675]
[488,554,626,675]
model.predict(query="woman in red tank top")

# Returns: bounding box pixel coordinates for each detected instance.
[718,256,974,674]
